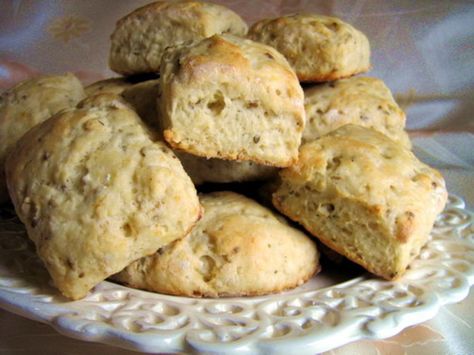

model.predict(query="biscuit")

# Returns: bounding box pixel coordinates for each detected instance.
[5,94,201,300]
[248,14,370,82]
[160,34,305,167]
[272,124,447,280]
[0,73,85,203]
[113,191,319,297]
[303,77,411,148]
[109,1,248,75]
[176,152,278,185]
[85,77,134,96]
[122,79,278,184]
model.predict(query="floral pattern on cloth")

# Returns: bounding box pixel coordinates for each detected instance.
[48,15,91,43]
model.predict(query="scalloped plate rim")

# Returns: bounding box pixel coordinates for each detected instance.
[0,194,472,354]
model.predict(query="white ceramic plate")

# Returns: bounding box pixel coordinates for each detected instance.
[0,194,472,354]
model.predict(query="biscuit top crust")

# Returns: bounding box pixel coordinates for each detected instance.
[248,13,370,81]
[115,1,247,34]
[109,1,248,75]
[5,94,201,299]
[280,124,447,243]
[303,76,411,147]
[0,73,85,202]
[160,34,305,145]
[0,73,84,159]
[162,34,300,86]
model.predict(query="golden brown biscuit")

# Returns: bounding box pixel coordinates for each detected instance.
[304,77,411,148]
[5,94,201,299]
[160,34,305,167]
[109,1,248,75]
[85,77,133,96]
[0,73,85,203]
[273,124,447,280]
[113,191,319,297]
[248,14,370,82]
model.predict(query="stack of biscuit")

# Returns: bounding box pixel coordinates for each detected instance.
[0,1,447,300]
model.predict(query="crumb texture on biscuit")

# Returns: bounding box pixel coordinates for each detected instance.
[122,78,278,185]
[109,1,248,75]
[248,14,370,82]
[304,77,411,148]
[160,34,305,167]
[0,73,85,203]
[273,124,447,279]
[113,191,319,297]
[5,94,201,300]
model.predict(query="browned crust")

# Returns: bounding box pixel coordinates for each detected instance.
[163,129,297,168]
[272,194,404,281]
[395,211,416,243]
[113,1,239,35]
[297,66,372,83]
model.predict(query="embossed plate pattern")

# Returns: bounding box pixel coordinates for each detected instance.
[0,194,473,354]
